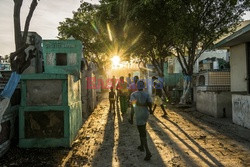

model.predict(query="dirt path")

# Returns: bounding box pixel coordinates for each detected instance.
[61,97,250,167]
[1,97,250,167]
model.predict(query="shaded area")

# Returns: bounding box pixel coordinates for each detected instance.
[0,146,70,166]
[91,109,115,166]
[171,106,250,143]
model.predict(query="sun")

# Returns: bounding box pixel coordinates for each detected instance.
[111,55,120,67]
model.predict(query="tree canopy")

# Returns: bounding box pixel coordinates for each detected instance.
[57,0,250,75]
[172,0,250,76]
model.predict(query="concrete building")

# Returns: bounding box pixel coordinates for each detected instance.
[167,50,228,74]
[164,50,229,103]
[215,21,250,129]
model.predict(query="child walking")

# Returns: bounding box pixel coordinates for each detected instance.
[109,87,116,114]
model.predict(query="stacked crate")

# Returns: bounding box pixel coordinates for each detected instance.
[19,40,83,148]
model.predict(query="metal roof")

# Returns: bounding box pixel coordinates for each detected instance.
[214,23,250,48]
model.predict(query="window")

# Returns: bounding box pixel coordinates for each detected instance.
[56,53,67,66]
[198,75,205,86]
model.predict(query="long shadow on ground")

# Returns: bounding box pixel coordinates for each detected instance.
[90,110,115,167]
[116,109,166,167]
[148,116,200,167]
[170,105,250,143]
[153,116,224,167]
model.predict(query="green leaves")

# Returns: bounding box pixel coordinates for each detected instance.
[57,0,249,76]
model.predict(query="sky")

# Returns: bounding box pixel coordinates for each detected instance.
[0,1,249,56]
[0,0,100,56]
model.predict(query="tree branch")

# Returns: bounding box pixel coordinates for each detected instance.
[177,47,188,70]
[23,0,38,43]
[13,0,23,50]
[176,52,187,75]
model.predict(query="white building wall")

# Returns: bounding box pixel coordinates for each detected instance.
[230,43,247,92]
[170,50,228,74]
[232,94,250,129]
[194,50,228,73]
[197,92,232,118]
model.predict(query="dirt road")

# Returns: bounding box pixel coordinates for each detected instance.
[1,97,250,167]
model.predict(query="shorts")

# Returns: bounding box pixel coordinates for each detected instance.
[153,95,163,105]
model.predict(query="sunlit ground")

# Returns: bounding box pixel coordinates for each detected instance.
[1,96,250,166]
[60,99,250,167]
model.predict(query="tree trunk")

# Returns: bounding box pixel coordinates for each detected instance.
[22,0,38,43]
[179,75,192,104]
[13,0,24,50]
[11,0,38,73]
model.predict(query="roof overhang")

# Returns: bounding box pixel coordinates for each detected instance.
[214,24,250,48]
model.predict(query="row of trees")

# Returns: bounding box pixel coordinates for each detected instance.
[58,0,249,103]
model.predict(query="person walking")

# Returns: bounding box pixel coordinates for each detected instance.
[130,80,153,161]
[111,76,119,103]
[111,76,117,88]
[116,76,128,114]
[109,87,116,115]
[126,73,132,86]
[128,75,139,124]
[152,76,167,117]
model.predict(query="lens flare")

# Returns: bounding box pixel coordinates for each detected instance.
[107,23,113,41]
[91,22,99,34]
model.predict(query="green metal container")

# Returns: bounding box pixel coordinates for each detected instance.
[42,40,82,75]
[19,73,82,148]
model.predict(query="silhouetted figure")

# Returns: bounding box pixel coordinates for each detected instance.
[126,73,132,86]
[152,76,167,117]
[109,87,116,114]
[111,76,118,103]
[111,76,117,88]
[116,76,128,114]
